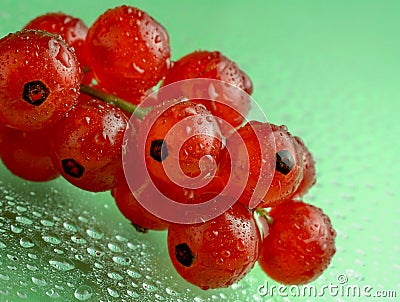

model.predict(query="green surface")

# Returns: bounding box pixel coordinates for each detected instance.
[0,0,399,301]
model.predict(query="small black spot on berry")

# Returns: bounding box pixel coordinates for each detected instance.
[22,80,50,106]
[150,139,168,162]
[175,243,194,267]
[62,158,84,178]
[276,150,294,175]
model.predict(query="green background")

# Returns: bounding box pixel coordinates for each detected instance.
[0,0,399,301]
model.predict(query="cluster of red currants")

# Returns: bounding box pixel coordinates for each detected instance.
[0,5,336,290]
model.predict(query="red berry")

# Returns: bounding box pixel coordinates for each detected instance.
[0,126,59,182]
[50,99,129,192]
[138,100,224,202]
[259,124,304,207]
[0,30,82,131]
[167,202,261,290]
[23,12,89,66]
[218,121,275,208]
[290,136,316,198]
[84,5,171,102]
[162,50,253,133]
[114,180,169,231]
[258,200,336,285]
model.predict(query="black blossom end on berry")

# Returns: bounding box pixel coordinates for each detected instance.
[132,223,149,233]
[276,150,295,175]
[22,80,50,106]
[150,139,168,162]
[175,243,194,267]
[61,158,85,178]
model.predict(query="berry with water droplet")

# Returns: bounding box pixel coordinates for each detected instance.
[167,202,261,290]
[23,12,89,66]
[0,30,82,131]
[84,5,171,102]
[50,99,129,192]
[258,200,336,285]
[0,126,59,181]
[162,50,253,134]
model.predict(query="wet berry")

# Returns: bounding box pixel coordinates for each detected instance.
[258,200,336,285]
[84,5,171,102]
[167,202,261,290]
[0,30,81,131]
[50,99,129,192]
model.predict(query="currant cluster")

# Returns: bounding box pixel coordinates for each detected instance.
[0,5,336,290]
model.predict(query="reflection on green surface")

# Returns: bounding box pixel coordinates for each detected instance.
[1,1,399,301]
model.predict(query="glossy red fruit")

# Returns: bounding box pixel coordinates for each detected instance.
[258,200,336,285]
[138,100,224,203]
[167,202,261,290]
[23,12,89,66]
[218,121,275,209]
[162,50,253,133]
[259,124,304,207]
[114,180,169,231]
[290,136,316,198]
[84,5,171,102]
[50,99,129,192]
[0,126,59,182]
[0,30,82,131]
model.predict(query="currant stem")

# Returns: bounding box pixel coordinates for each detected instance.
[79,84,151,120]
[255,208,274,225]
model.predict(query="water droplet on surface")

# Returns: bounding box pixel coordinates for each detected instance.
[49,257,75,271]
[0,240,6,249]
[32,276,47,286]
[127,269,141,279]
[71,234,87,245]
[86,228,104,240]
[87,246,104,257]
[15,216,33,225]
[74,285,93,300]
[40,219,55,227]
[107,287,119,298]
[108,272,124,281]
[107,242,122,253]
[112,256,131,266]
[63,222,78,232]
[42,234,61,245]
[20,236,35,248]
[10,224,23,233]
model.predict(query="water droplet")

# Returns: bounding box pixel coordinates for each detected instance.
[42,234,61,245]
[49,257,75,271]
[127,269,141,279]
[41,219,54,227]
[15,216,32,225]
[46,288,60,298]
[63,222,78,232]
[143,282,157,292]
[20,236,35,248]
[107,287,119,298]
[127,290,139,298]
[17,291,28,299]
[0,273,10,281]
[112,256,131,266]
[32,276,47,286]
[166,287,180,296]
[87,246,104,257]
[11,224,23,233]
[86,228,104,240]
[74,285,93,300]
[107,272,123,281]
[71,235,87,245]
[0,241,6,249]
[107,243,122,253]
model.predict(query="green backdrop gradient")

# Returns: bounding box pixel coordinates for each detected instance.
[0,1,399,301]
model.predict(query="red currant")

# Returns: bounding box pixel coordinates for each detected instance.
[0,30,81,131]
[259,124,304,207]
[258,200,336,285]
[23,12,89,66]
[218,121,275,208]
[290,136,316,198]
[50,99,129,192]
[167,202,261,290]
[138,99,224,202]
[84,5,171,102]
[0,126,59,182]
[114,180,169,231]
[162,50,253,133]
